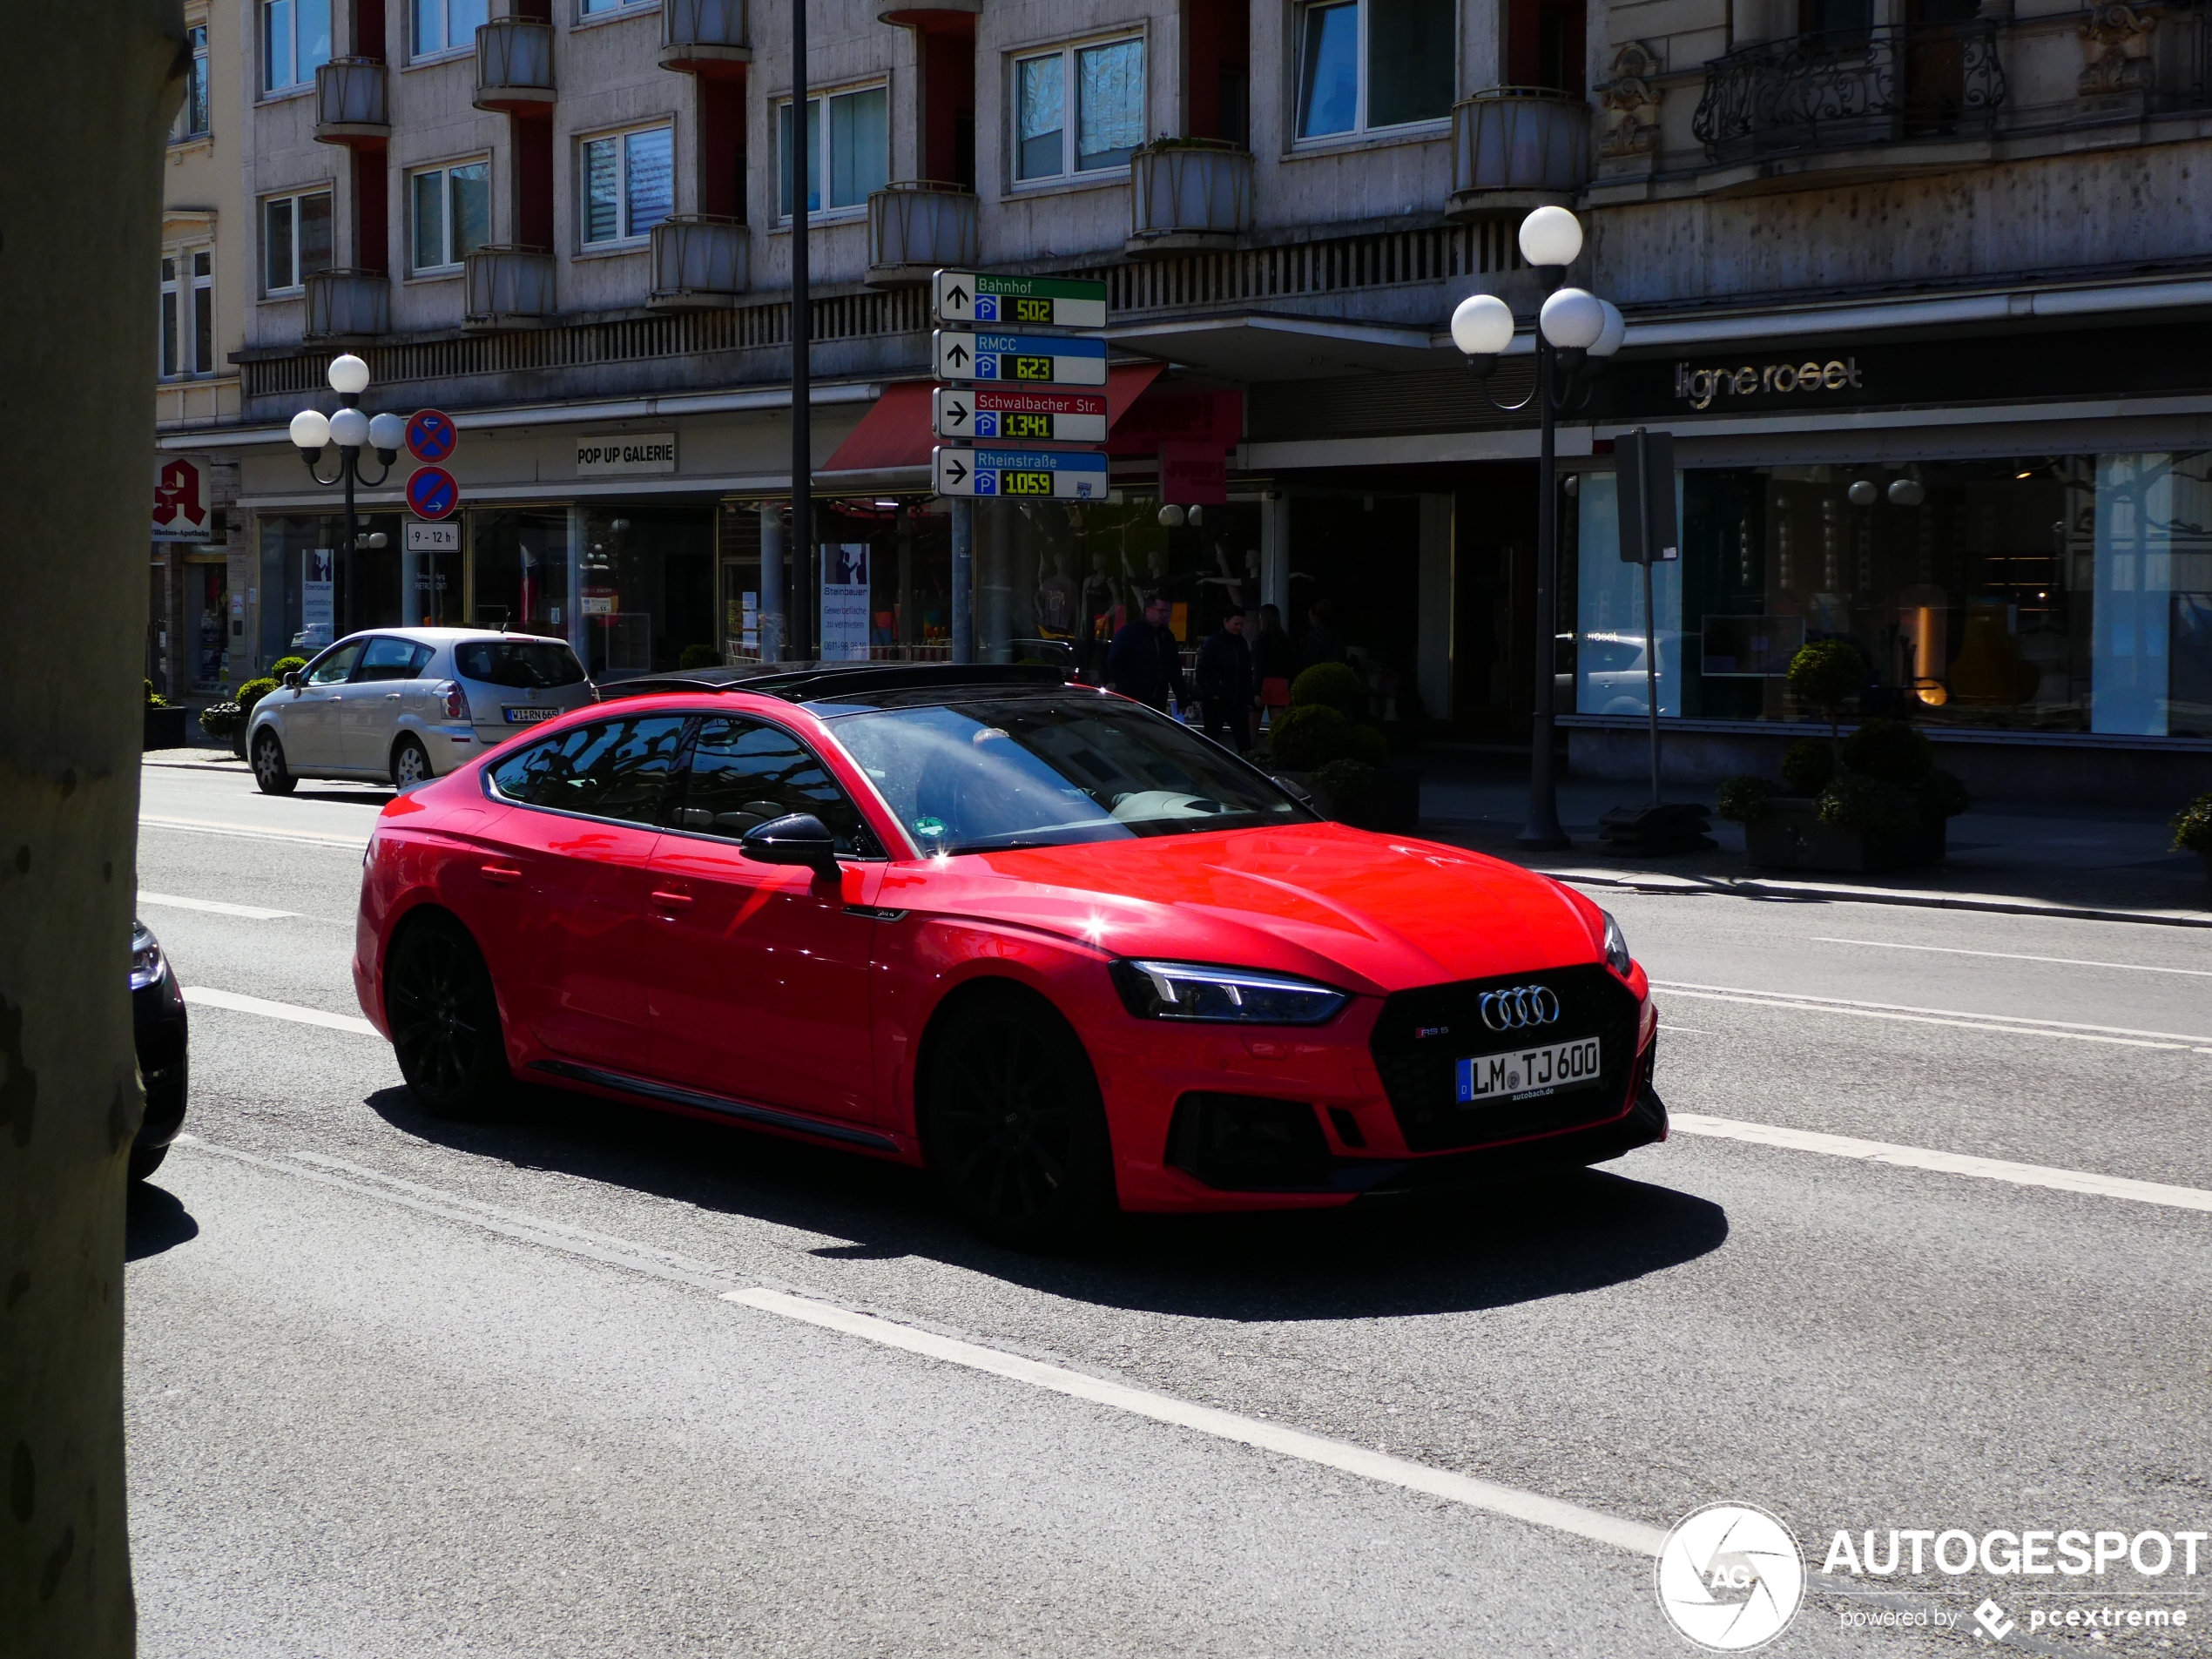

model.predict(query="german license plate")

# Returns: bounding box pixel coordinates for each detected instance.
[1457,1037,1602,1103]
[503,706,558,725]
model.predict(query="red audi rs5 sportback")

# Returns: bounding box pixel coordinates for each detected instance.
[354,664,1664,1248]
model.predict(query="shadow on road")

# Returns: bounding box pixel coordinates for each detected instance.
[126,1182,200,1261]
[366,1082,1727,1319]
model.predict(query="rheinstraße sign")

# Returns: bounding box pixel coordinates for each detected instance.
[934,445,1109,500]
[577,432,678,475]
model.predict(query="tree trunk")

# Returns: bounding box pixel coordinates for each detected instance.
[1,5,187,1652]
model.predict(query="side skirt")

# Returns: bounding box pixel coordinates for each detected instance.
[528,1059,901,1151]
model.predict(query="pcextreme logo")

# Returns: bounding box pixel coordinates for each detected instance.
[1656,1503,1807,1651]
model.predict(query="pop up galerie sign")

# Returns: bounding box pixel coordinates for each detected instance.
[577,433,677,475]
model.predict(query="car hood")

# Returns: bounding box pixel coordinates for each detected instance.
[884,823,1603,995]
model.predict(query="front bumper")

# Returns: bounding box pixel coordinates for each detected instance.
[132,974,190,1149]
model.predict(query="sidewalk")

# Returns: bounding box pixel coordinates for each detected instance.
[1415,753,2212,929]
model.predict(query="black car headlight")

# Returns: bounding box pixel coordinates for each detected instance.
[130,921,169,991]
[1602,910,1633,978]
[1110,959,1348,1026]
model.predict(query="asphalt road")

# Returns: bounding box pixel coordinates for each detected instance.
[124,759,2212,1656]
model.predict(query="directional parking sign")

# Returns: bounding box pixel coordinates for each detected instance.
[405,465,461,521]
[933,387,1109,444]
[934,329,1108,388]
[934,445,1109,500]
[405,408,459,464]
[934,270,1109,332]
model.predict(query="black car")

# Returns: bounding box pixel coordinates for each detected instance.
[130,919,189,1182]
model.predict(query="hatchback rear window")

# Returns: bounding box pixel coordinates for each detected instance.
[455,640,586,689]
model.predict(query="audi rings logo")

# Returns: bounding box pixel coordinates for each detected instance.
[1478,985,1562,1032]
[1655,1504,1806,1651]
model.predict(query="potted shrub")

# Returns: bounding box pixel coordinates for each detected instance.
[197,699,245,751]
[1270,664,1420,831]
[143,680,187,751]
[234,676,280,759]
[2174,792,2212,895]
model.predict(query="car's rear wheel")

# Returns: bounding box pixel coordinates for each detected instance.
[387,912,510,1119]
[126,1143,169,1183]
[920,984,1117,1251]
[251,729,296,795]
[390,734,433,791]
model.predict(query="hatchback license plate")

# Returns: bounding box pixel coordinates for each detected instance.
[504,706,558,725]
[1457,1037,1602,1103]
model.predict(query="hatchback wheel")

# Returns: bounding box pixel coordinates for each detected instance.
[387,913,510,1118]
[250,729,296,795]
[390,735,433,791]
[921,985,1116,1250]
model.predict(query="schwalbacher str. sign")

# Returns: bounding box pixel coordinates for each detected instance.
[934,387,1109,443]
[934,270,1108,331]
[934,329,1108,388]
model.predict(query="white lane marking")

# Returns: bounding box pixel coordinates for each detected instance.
[138,892,299,921]
[1813,935,2212,979]
[1671,1113,2212,1216]
[140,813,368,850]
[175,1137,1666,1560]
[1656,1024,1712,1036]
[1649,980,2212,1051]
[724,1286,1666,1557]
[182,987,377,1035]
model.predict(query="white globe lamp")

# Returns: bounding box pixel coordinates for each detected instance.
[289,409,331,455]
[328,407,371,450]
[1450,293,1516,359]
[1591,299,1626,359]
[368,412,407,456]
[327,353,371,397]
[1518,206,1584,269]
[1539,288,1606,352]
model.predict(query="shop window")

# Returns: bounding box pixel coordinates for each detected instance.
[412,0,486,58]
[472,510,572,638]
[262,0,333,94]
[1013,37,1143,182]
[159,250,215,379]
[581,125,675,246]
[264,190,334,294]
[2093,453,2212,737]
[410,161,492,273]
[778,85,888,218]
[1293,0,1453,142]
[577,506,715,678]
[172,23,210,141]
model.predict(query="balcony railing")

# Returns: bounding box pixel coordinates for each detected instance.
[475,18,555,113]
[661,0,750,73]
[304,269,390,338]
[1447,88,1588,215]
[650,216,749,308]
[1127,139,1252,254]
[314,57,388,145]
[465,246,556,328]
[1693,23,2006,163]
[866,181,979,286]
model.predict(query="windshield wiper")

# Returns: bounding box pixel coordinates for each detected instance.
[942,836,1084,855]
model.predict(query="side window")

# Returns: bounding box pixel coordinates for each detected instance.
[305,642,364,685]
[677,717,879,856]
[408,643,436,676]
[487,715,688,824]
[355,637,421,682]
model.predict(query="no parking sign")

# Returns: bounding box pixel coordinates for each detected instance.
[406,409,459,464]
[406,465,460,521]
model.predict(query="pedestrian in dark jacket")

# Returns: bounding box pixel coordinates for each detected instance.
[1105,593,1190,712]
[1196,609,1255,752]
[1299,599,1346,670]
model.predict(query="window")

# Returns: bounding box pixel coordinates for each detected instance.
[777,84,888,218]
[454,639,588,688]
[356,637,436,682]
[411,0,486,58]
[159,250,215,379]
[410,161,491,272]
[487,716,690,823]
[264,190,334,293]
[580,0,655,14]
[1294,0,1453,140]
[581,125,675,246]
[1013,37,1143,182]
[677,718,877,855]
[172,23,209,141]
[262,0,333,93]
[305,641,364,685]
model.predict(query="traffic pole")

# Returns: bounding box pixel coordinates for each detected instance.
[951,496,974,664]
[788,0,812,662]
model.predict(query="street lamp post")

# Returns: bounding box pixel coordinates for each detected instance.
[1450,207,1625,852]
[289,352,406,638]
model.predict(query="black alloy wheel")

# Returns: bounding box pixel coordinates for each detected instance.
[921,985,1116,1251]
[251,729,296,795]
[391,735,433,791]
[387,913,510,1119]
[126,1143,169,1184]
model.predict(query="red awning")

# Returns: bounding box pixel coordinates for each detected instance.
[819,363,1168,479]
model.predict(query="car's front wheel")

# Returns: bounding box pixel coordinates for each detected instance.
[390,734,433,791]
[126,1143,169,1183]
[920,984,1117,1251]
[387,912,510,1119]
[250,728,296,795]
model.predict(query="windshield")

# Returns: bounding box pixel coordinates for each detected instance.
[830,695,1312,856]
[455,639,587,689]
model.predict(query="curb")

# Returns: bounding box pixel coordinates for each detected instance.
[1534,866,2212,931]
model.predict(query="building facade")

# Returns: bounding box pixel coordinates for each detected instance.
[160,0,2212,799]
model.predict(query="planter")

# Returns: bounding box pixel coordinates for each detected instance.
[143,705,188,752]
[1742,795,1946,873]
[1127,141,1252,254]
[1272,763,1422,833]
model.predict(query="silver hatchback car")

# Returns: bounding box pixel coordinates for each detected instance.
[247,628,597,792]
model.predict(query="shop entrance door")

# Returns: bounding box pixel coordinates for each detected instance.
[185,558,228,691]
[1453,467,1538,741]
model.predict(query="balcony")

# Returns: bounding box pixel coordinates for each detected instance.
[1125,139,1252,255]
[314,57,388,145]
[1447,89,1589,217]
[866,181,978,287]
[876,1,980,21]
[304,269,390,339]
[1692,23,2006,165]
[660,0,749,74]
[475,18,555,114]
[650,216,749,308]
[465,246,556,328]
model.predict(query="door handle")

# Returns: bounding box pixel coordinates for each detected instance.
[648,888,693,908]
[480,864,523,884]
[386,692,403,700]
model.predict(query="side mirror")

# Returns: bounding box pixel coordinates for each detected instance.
[740,813,840,877]
[283,671,302,688]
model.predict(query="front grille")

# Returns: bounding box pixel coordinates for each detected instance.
[1370,965,1642,1153]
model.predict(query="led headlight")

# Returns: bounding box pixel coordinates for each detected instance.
[1601,910,1633,978]
[129,921,169,991]
[1109,959,1348,1026]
